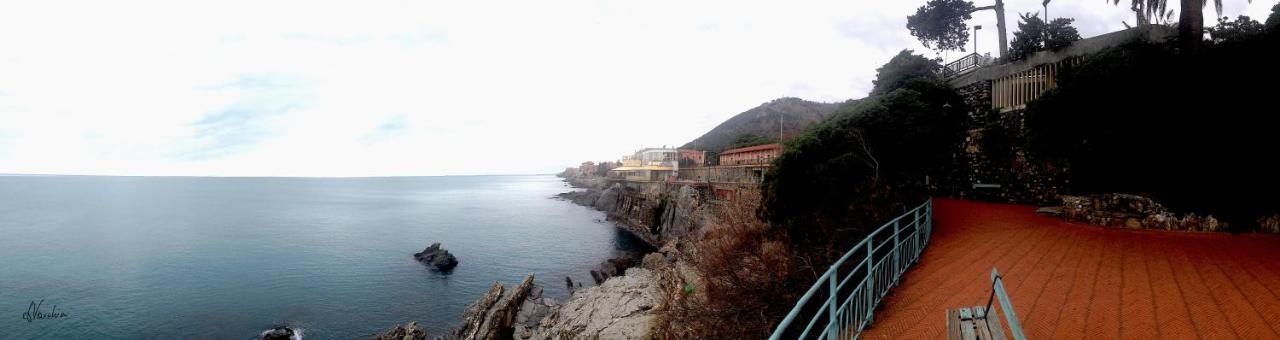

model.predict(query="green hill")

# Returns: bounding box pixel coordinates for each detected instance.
[681,97,840,152]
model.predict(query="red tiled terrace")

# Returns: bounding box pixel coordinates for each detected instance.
[859,199,1280,339]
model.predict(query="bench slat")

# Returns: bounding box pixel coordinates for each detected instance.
[959,307,977,340]
[947,309,963,340]
[972,306,993,340]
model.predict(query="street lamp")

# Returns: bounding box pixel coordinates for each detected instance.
[973,25,983,55]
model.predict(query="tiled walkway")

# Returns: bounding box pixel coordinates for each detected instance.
[860,199,1280,339]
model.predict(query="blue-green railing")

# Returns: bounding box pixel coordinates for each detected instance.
[769,200,933,340]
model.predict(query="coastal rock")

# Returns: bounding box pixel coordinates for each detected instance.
[513,286,551,339]
[531,268,659,339]
[414,243,459,272]
[261,327,298,340]
[374,321,428,340]
[593,182,712,247]
[556,190,601,206]
[452,274,540,340]
[589,255,636,284]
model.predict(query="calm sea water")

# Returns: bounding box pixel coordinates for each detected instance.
[0,175,647,339]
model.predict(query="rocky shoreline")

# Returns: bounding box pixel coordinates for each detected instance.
[363,176,685,340]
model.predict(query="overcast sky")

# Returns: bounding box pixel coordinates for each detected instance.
[0,0,1272,176]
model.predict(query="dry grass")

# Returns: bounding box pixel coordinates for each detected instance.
[650,193,800,339]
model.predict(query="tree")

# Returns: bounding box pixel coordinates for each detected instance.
[1008,14,1081,61]
[907,0,1010,58]
[1265,3,1279,31]
[1113,0,1230,53]
[1207,15,1266,44]
[871,49,943,95]
[907,0,977,52]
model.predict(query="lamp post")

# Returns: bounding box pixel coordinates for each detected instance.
[973,25,983,56]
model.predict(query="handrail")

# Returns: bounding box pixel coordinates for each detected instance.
[769,199,933,340]
[943,53,984,77]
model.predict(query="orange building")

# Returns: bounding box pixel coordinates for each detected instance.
[718,143,781,166]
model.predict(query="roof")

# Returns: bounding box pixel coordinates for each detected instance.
[860,199,1280,339]
[609,166,674,171]
[720,143,781,155]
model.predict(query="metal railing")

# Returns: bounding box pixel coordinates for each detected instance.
[769,199,933,340]
[943,53,983,77]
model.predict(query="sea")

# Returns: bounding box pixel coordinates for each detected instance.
[0,175,647,339]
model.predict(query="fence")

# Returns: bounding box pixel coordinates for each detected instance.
[769,199,933,340]
[990,57,1082,111]
[943,53,983,77]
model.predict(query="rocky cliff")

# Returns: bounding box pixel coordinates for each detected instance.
[440,269,661,340]
[444,179,730,340]
[591,182,712,247]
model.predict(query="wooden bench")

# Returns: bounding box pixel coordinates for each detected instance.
[946,268,1026,340]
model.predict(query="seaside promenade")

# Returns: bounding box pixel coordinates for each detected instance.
[860,199,1280,339]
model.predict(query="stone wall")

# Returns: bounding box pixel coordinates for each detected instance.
[941,81,1067,206]
[1060,193,1226,232]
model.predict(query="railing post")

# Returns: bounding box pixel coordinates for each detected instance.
[865,239,875,325]
[827,272,838,340]
[892,220,900,285]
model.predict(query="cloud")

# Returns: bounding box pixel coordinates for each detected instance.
[361,115,409,143]
[176,106,290,160]
[0,0,1273,176]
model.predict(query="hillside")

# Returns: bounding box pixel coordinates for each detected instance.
[681,97,840,152]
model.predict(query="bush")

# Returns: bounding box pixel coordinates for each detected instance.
[871,49,942,95]
[763,50,965,274]
[651,194,797,339]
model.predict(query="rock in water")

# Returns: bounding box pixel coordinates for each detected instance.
[374,321,428,340]
[260,327,298,340]
[414,243,459,272]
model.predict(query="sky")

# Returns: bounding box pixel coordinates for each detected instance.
[0,0,1273,177]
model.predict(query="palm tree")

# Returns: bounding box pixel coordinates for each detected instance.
[1116,0,1238,53]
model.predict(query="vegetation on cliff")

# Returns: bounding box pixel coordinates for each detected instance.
[763,50,966,263]
[1023,13,1280,231]
[652,50,967,338]
[681,97,840,152]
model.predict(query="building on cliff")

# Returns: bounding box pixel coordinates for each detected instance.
[717,143,780,166]
[610,148,680,182]
[608,165,674,182]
